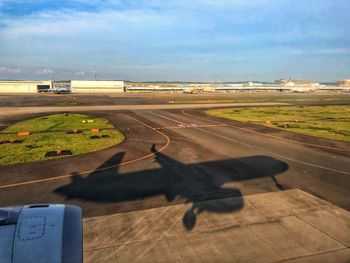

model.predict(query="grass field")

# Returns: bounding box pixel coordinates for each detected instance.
[206,105,350,142]
[170,94,350,105]
[0,113,124,165]
[171,97,350,104]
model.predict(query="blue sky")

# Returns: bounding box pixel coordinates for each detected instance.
[0,0,349,81]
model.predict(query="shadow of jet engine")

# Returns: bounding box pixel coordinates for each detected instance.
[54,144,288,230]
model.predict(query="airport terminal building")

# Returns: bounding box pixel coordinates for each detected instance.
[337,80,350,87]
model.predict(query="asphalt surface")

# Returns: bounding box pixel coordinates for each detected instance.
[1,91,350,107]
[0,102,290,118]
[0,106,349,219]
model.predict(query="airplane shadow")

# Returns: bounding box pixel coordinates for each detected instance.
[54,144,288,230]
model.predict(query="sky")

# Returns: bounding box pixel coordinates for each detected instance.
[0,0,349,82]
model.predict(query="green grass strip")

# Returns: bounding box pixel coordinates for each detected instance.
[0,114,124,165]
[206,105,350,142]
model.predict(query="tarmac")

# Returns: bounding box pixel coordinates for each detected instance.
[0,94,349,262]
[0,92,349,107]
[84,189,350,263]
[0,102,289,118]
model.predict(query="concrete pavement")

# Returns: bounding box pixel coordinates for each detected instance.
[83,189,350,263]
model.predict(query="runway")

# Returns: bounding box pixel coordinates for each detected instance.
[0,102,290,118]
[0,108,349,218]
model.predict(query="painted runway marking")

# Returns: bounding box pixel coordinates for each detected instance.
[148,111,188,125]
[182,110,350,152]
[182,110,350,175]
[155,124,227,130]
[149,110,227,130]
[0,115,171,189]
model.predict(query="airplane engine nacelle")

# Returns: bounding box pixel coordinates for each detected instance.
[0,204,82,263]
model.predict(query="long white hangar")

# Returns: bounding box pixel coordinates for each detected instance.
[71,80,125,93]
[0,80,52,93]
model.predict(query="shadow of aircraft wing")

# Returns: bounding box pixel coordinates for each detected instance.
[54,145,288,230]
[87,151,126,179]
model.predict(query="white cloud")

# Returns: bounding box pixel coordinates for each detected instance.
[0,7,175,38]
[0,66,22,73]
[0,0,348,82]
[35,68,54,74]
